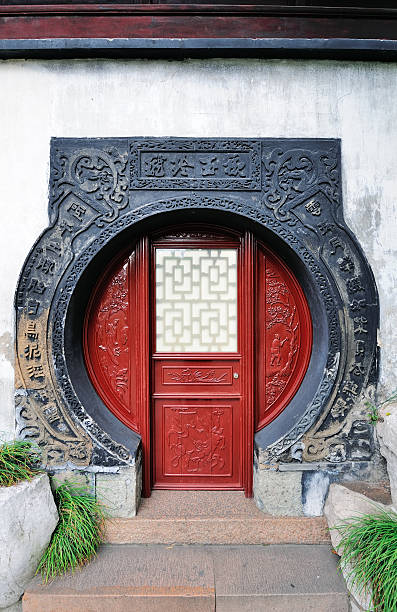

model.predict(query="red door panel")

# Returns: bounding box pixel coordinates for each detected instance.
[153,358,240,395]
[153,398,240,488]
[153,356,241,488]
[83,255,136,430]
[255,245,313,429]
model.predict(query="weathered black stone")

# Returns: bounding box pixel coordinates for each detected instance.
[15,138,379,471]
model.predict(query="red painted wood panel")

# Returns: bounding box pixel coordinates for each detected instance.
[84,254,137,430]
[150,229,244,490]
[153,398,240,487]
[1,5,397,40]
[255,243,312,429]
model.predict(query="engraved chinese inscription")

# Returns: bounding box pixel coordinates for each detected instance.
[130,139,261,190]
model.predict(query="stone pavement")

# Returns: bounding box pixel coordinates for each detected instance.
[23,543,348,611]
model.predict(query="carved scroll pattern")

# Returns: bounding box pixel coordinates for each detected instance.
[165,405,231,475]
[15,223,94,467]
[15,142,131,469]
[299,217,378,464]
[262,147,339,226]
[259,144,376,464]
[265,263,300,411]
[92,261,130,412]
[49,145,129,227]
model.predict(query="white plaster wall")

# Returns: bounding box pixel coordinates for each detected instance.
[0,58,396,438]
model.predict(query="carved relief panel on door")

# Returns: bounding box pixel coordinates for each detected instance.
[160,403,233,478]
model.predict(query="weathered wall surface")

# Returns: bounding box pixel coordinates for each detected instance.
[1,59,396,438]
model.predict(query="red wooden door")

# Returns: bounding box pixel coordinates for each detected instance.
[151,231,244,489]
[83,225,312,496]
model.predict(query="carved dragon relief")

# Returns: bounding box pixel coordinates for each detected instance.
[15,138,378,471]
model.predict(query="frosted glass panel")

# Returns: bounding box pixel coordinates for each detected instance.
[156,248,238,352]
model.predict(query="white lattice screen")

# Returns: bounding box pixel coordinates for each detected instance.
[155,248,238,352]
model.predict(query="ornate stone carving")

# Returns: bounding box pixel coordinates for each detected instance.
[49,143,129,227]
[262,146,339,226]
[15,138,378,472]
[130,138,261,191]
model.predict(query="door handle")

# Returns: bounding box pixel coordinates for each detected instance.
[233,372,239,379]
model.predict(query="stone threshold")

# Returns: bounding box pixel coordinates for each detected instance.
[105,516,330,545]
[104,491,330,544]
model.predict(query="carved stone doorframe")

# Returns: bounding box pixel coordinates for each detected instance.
[15,138,378,479]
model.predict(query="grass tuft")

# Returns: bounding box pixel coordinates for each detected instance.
[36,482,106,582]
[336,509,397,612]
[366,388,397,425]
[0,439,41,487]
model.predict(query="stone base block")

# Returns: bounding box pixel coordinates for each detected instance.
[49,470,95,495]
[253,467,303,516]
[96,462,141,518]
[49,460,142,519]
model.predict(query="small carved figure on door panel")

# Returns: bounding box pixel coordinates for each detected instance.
[270,333,288,366]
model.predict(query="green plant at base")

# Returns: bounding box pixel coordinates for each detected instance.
[36,482,106,582]
[366,389,397,425]
[336,509,397,612]
[0,439,41,487]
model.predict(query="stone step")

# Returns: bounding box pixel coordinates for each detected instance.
[105,516,330,544]
[23,544,349,612]
[104,490,330,544]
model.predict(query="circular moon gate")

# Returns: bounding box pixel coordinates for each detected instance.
[15,138,378,484]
